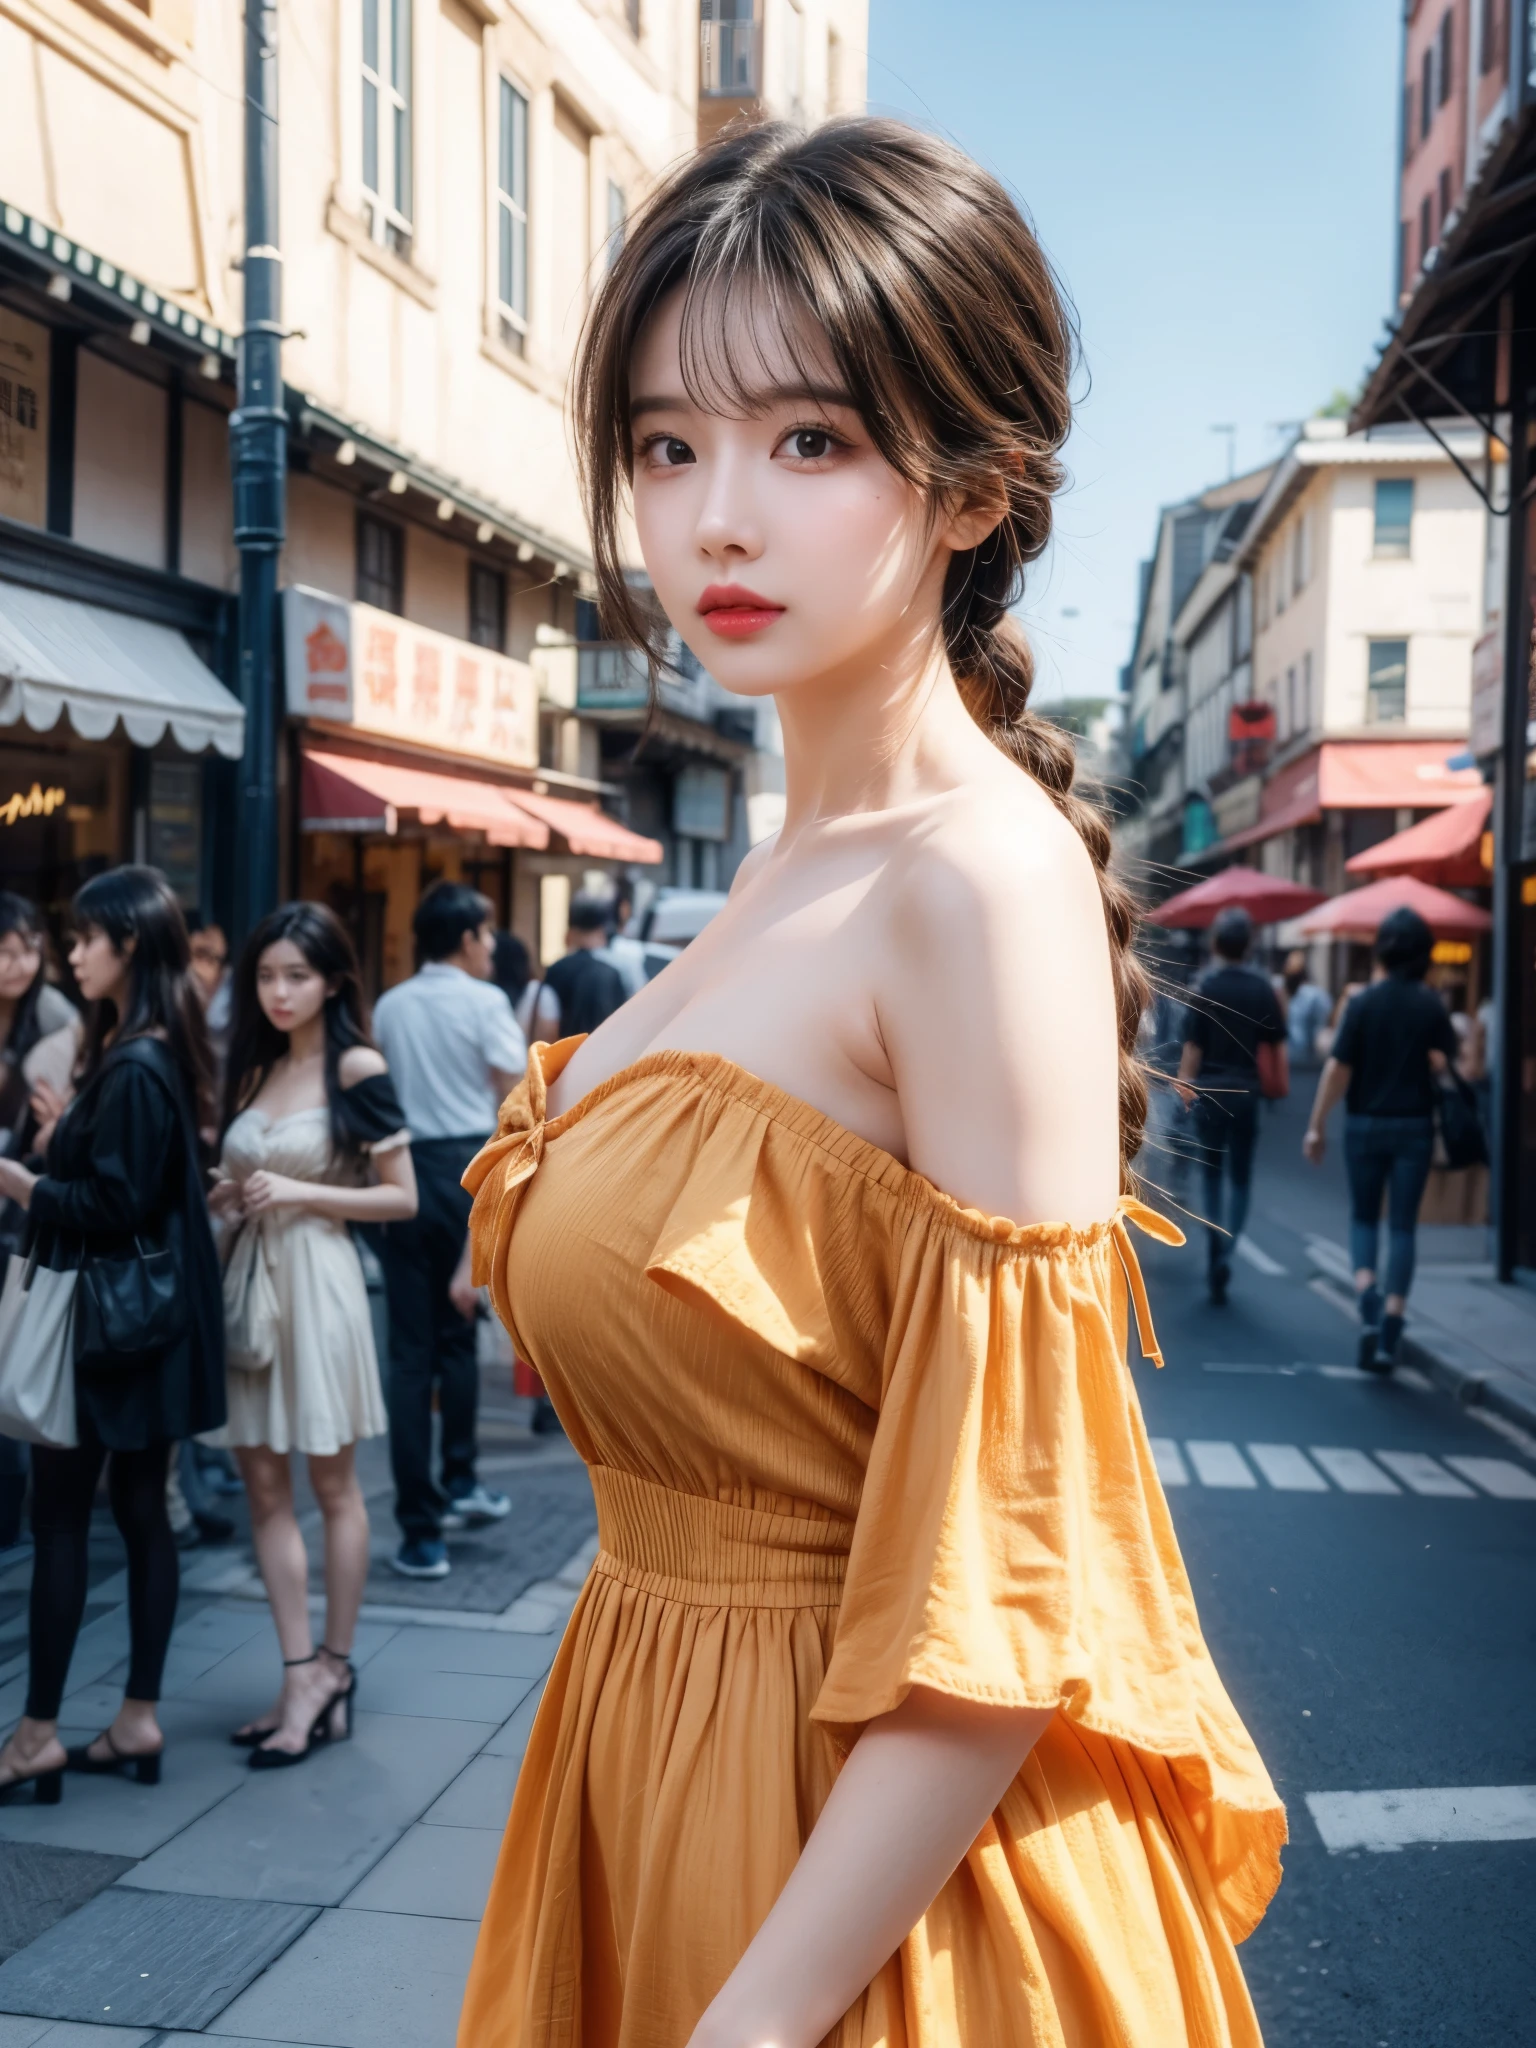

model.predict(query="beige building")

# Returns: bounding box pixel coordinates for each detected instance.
[0,0,866,984]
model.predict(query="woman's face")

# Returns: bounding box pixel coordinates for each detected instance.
[69,925,132,1006]
[628,289,990,706]
[256,938,331,1038]
[0,928,42,1005]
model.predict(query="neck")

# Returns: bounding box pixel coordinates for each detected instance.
[771,612,998,837]
[0,996,13,1047]
[287,1014,327,1065]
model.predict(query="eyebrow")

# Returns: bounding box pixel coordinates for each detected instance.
[628,381,857,422]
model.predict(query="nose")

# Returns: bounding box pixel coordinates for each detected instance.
[693,439,764,567]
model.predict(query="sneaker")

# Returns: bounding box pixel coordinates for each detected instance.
[441,1484,511,1530]
[390,1538,450,1579]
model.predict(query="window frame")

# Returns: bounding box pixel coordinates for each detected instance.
[362,0,413,257]
[701,0,760,98]
[356,511,405,615]
[1437,9,1453,105]
[1366,639,1409,724]
[496,75,531,353]
[1421,44,1434,138]
[1373,477,1415,557]
[468,561,507,651]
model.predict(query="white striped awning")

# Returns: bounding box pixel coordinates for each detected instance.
[0,580,244,760]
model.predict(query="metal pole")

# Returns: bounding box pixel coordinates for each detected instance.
[231,0,285,939]
[1493,363,1529,1281]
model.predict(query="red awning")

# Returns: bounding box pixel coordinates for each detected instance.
[503,787,664,865]
[1295,874,1492,941]
[1213,741,1484,855]
[300,750,550,848]
[1344,785,1493,888]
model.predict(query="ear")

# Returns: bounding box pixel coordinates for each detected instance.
[936,458,1020,555]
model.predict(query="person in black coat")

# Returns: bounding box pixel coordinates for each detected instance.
[0,867,225,1802]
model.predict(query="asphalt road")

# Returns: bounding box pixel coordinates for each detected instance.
[1133,1085,1536,2046]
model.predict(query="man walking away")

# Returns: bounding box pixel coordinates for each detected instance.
[541,893,628,1038]
[596,881,648,999]
[1282,950,1330,1072]
[1176,908,1287,1304]
[374,883,526,1579]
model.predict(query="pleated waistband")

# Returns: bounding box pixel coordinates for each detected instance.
[589,1467,852,1609]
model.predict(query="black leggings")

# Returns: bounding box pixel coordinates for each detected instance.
[26,1429,177,1721]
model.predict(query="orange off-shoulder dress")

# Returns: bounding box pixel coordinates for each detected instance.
[457,1040,1284,2048]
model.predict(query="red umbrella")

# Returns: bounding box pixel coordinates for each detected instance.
[1147,867,1329,929]
[1294,874,1492,941]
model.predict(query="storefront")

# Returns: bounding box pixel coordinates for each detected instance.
[281,586,661,990]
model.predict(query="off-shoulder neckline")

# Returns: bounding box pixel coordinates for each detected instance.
[538,1044,1136,1252]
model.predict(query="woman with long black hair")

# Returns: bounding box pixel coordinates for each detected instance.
[0,868,225,1800]
[214,903,416,1767]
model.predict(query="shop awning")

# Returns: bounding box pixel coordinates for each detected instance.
[0,581,244,758]
[503,787,664,864]
[1213,740,1485,855]
[1345,786,1493,889]
[300,750,550,847]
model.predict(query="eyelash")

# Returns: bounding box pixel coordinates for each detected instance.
[636,423,850,466]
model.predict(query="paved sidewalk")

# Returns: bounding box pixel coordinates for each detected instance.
[0,1413,596,2045]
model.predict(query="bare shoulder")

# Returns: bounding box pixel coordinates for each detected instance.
[338,1045,389,1087]
[729,831,779,896]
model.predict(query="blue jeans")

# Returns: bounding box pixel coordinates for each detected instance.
[1193,1090,1260,1274]
[1344,1114,1435,1300]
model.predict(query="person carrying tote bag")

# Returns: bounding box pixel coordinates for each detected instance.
[0,869,226,1804]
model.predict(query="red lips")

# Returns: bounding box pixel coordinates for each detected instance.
[696,583,785,640]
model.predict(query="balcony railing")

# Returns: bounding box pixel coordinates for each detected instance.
[576,642,714,723]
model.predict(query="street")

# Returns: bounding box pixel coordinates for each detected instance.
[1137,1087,1536,2045]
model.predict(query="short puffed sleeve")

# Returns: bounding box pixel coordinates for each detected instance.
[336,1070,410,1154]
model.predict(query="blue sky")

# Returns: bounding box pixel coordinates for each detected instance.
[866,0,1403,704]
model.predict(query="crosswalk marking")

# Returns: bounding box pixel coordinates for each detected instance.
[1149,1438,1189,1486]
[1186,1440,1257,1489]
[1305,1785,1536,1853]
[1375,1451,1475,1498]
[1246,1443,1329,1491]
[1309,1447,1401,1494]
[1234,1234,1288,1276]
[1443,1456,1536,1500]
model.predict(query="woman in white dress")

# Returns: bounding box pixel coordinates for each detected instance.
[213,903,417,1767]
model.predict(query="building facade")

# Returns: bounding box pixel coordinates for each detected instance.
[1,0,867,985]
[1399,0,1514,301]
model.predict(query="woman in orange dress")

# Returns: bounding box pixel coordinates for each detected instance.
[459,119,1283,2048]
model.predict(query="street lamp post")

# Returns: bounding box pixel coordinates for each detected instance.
[230,0,285,939]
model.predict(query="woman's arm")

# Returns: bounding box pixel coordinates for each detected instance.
[241,1143,417,1223]
[1303,1058,1351,1163]
[689,1689,1053,2048]
[27,1065,173,1235]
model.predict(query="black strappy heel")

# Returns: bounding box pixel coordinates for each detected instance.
[65,1727,162,1786]
[247,1646,357,1771]
[230,1651,317,1749]
[0,1750,64,1804]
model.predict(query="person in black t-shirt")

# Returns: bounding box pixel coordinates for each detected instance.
[540,893,628,1038]
[1303,907,1458,1371]
[1176,907,1287,1304]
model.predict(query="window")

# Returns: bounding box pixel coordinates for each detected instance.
[626,0,641,33]
[469,562,505,650]
[1420,193,1432,267]
[1439,166,1453,234]
[1398,217,1410,293]
[1300,650,1313,733]
[606,180,627,268]
[1438,9,1453,103]
[1482,0,1499,75]
[1374,477,1414,555]
[1421,45,1434,137]
[1403,83,1414,162]
[362,0,412,256]
[701,0,758,96]
[1291,517,1306,596]
[1367,639,1408,723]
[1284,665,1296,739]
[357,512,404,613]
[1275,545,1287,614]
[497,79,530,352]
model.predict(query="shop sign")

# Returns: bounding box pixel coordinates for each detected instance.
[282,586,538,769]
[0,307,49,529]
[0,781,65,827]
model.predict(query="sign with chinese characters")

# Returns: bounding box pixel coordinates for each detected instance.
[0,307,49,529]
[281,586,538,770]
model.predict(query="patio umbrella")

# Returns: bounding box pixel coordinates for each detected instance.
[1147,867,1329,929]
[1344,786,1492,890]
[1294,873,1492,941]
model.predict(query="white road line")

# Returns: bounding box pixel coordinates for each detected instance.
[1309,1447,1400,1494]
[1247,1443,1329,1492]
[1186,1440,1257,1489]
[1304,1234,1353,1283]
[1374,1451,1475,1498]
[1149,1438,1189,1486]
[1235,1234,1288,1276]
[1305,1785,1536,1853]
[1443,1456,1536,1501]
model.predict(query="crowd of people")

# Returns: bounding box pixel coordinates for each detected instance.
[1161,902,1487,1374]
[0,866,637,1801]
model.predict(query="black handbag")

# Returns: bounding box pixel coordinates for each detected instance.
[1434,1070,1489,1172]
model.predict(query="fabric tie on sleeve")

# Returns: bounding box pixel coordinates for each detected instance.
[1111,1197,1184,1369]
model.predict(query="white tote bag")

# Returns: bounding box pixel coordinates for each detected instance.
[0,1251,78,1447]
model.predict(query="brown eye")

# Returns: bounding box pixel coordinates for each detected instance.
[661,437,694,466]
[788,429,833,460]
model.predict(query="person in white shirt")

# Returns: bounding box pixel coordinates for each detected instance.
[595,880,648,1000]
[373,884,525,1579]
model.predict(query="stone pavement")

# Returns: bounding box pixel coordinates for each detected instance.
[0,1377,597,2047]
